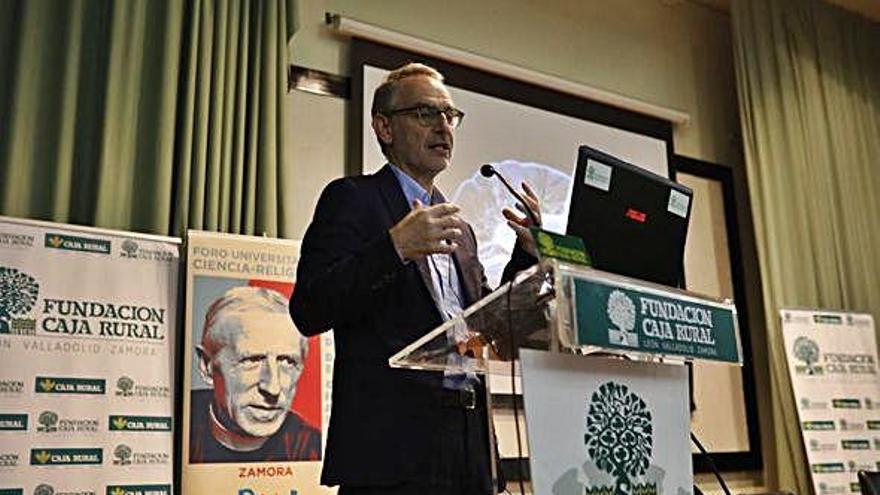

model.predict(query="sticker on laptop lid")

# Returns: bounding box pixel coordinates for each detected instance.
[667,188,690,218]
[584,159,612,191]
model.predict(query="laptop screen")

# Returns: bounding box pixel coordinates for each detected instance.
[565,145,693,287]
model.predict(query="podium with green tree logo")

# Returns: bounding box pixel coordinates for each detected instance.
[390,259,742,494]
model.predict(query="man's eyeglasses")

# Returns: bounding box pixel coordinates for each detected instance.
[386,105,465,129]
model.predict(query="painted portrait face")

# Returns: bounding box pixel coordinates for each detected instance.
[208,311,305,438]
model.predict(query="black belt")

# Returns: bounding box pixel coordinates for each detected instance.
[437,387,484,410]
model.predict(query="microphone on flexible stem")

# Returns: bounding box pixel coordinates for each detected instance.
[480,164,540,226]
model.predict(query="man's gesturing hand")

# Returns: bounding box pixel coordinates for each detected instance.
[389,200,464,260]
[502,181,542,258]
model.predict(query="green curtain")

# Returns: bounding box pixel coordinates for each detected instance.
[731,0,880,492]
[0,0,296,238]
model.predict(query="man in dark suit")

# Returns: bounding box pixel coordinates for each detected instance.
[290,63,540,494]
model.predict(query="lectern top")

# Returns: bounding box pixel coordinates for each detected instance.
[388,259,742,376]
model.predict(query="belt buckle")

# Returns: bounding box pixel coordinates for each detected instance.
[461,389,476,410]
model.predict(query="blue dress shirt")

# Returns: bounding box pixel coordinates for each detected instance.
[389,164,475,390]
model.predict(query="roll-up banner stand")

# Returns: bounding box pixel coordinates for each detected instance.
[180,230,334,494]
[781,308,880,495]
[0,216,179,495]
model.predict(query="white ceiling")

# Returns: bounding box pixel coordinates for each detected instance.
[692,0,880,23]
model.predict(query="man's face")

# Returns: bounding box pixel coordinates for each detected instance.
[210,312,304,438]
[379,75,456,181]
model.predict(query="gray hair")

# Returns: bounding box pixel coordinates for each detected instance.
[200,286,307,359]
[371,62,445,157]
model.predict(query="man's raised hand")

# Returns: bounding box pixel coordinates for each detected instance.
[502,181,542,258]
[389,200,464,260]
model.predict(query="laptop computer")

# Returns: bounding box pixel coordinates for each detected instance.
[566,145,693,287]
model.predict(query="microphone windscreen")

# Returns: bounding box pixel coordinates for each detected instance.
[480,164,495,178]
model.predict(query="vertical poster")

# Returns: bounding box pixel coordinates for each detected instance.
[781,309,880,495]
[181,231,334,495]
[0,216,179,495]
[520,349,692,495]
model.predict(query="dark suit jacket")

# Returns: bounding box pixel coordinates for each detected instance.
[289,164,535,487]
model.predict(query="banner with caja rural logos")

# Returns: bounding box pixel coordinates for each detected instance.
[181,231,335,495]
[781,309,880,495]
[0,216,178,495]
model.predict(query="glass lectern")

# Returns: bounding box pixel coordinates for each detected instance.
[390,258,741,373]
[388,259,742,494]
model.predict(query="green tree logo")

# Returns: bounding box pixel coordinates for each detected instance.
[37,410,59,432]
[607,290,637,347]
[794,336,821,374]
[34,484,55,495]
[0,266,39,333]
[113,444,132,465]
[585,382,653,495]
[121,239,138,257]
[116,376,135,396]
